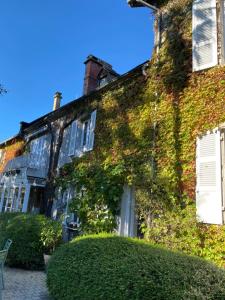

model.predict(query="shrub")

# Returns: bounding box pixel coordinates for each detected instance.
[0,213,62,270]
[145,203,225,268]
[36,215,62,254]
[47,234,225,300]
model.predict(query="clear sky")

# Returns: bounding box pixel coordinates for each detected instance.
[0,0,154,142]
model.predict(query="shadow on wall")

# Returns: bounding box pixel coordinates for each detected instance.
[155,0,192,201]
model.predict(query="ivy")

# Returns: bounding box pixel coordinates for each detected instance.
[58,158,127,233]
[57,0,225,267]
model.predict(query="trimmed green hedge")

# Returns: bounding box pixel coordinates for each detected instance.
[47,234,225,300]
[0,213,62,270]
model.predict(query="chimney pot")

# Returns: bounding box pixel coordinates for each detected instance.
[53,92,62,111]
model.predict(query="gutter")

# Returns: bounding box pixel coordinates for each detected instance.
[131,0,159,11]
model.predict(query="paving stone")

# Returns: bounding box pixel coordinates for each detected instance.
[2,267,50,300]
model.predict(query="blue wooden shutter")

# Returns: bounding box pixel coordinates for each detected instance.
[68,121,78,156]
[87,110,97,151]
[74,121,83,157]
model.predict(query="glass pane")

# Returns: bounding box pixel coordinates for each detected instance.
[12,187,19,211]
[5,188,14,212]
[82,121,89,147]
[18,187,26,212]
[2,188,8,212]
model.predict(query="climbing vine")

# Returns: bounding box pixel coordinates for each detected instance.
[58,0,225,266]
[0,140,24,173]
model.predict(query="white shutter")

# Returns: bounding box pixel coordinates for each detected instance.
[68,121,78,156]
[87,110,97,151]
[118,185,136,237]
[196,130,223,224]
[192,0,217,71]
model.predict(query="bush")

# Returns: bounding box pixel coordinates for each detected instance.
[0,213,62,270]
[145,204,225,268]
[47,234,225,300]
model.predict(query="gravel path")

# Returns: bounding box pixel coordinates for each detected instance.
[1,267,50,300]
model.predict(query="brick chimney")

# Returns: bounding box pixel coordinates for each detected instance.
[83,55,119,95]
[53,92,62,111]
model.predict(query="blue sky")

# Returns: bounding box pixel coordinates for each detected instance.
[0,0,154,142]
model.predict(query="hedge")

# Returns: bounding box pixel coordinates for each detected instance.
[47,234,225,300]
[0,212,62,270]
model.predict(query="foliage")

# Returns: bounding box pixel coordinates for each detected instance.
[145,201,225,268]
[56,0,225,268]
[58,159,126,233]
[0,213,62,269]
[36,215,62,254]
[0,84,7,95]
[0,140,24,173]
[47,234,225,300]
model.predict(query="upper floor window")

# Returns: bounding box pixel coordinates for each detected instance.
[29,134,51,168]
[68,110,97,157]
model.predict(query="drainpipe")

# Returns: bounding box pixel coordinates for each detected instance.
[128,0,161,178]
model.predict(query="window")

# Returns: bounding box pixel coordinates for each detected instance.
[2,188,8,212]
[192,0,218,71]
[29,135,50,168]
[18,187,26,212]
[5,188,14,212]
[12,187,19,211]
[68,110,97,157]
[98,76,108,88]
[196,129,223,224]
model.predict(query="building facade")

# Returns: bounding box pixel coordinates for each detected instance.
[0,55,140,237]
[1,0,225,240]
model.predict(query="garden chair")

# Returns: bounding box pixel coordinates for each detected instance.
[3,239,12,251]
[0,239,12,290]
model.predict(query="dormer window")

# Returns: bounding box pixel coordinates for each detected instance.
[98,76,109,88]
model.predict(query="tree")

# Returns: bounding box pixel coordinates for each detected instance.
[0,84,6,95]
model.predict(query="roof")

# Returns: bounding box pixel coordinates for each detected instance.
[0,134,22,148]
[0,60,148,145]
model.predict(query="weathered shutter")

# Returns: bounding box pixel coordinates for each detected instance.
[87,110,97,151]
[68,121,77,156]
[118,185,136,237]
[192,0,217,71]
[58,127,70,168]
[196,130,223,224]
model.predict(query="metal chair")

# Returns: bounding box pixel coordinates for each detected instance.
[0,250,7,290]
[3,239,12,251]
[0,239,12,290]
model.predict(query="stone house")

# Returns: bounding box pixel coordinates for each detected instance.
[0,55,142,237]
[1,0,225,238]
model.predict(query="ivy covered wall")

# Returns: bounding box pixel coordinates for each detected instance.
[58,0,225,266]
[0,139,24,173]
